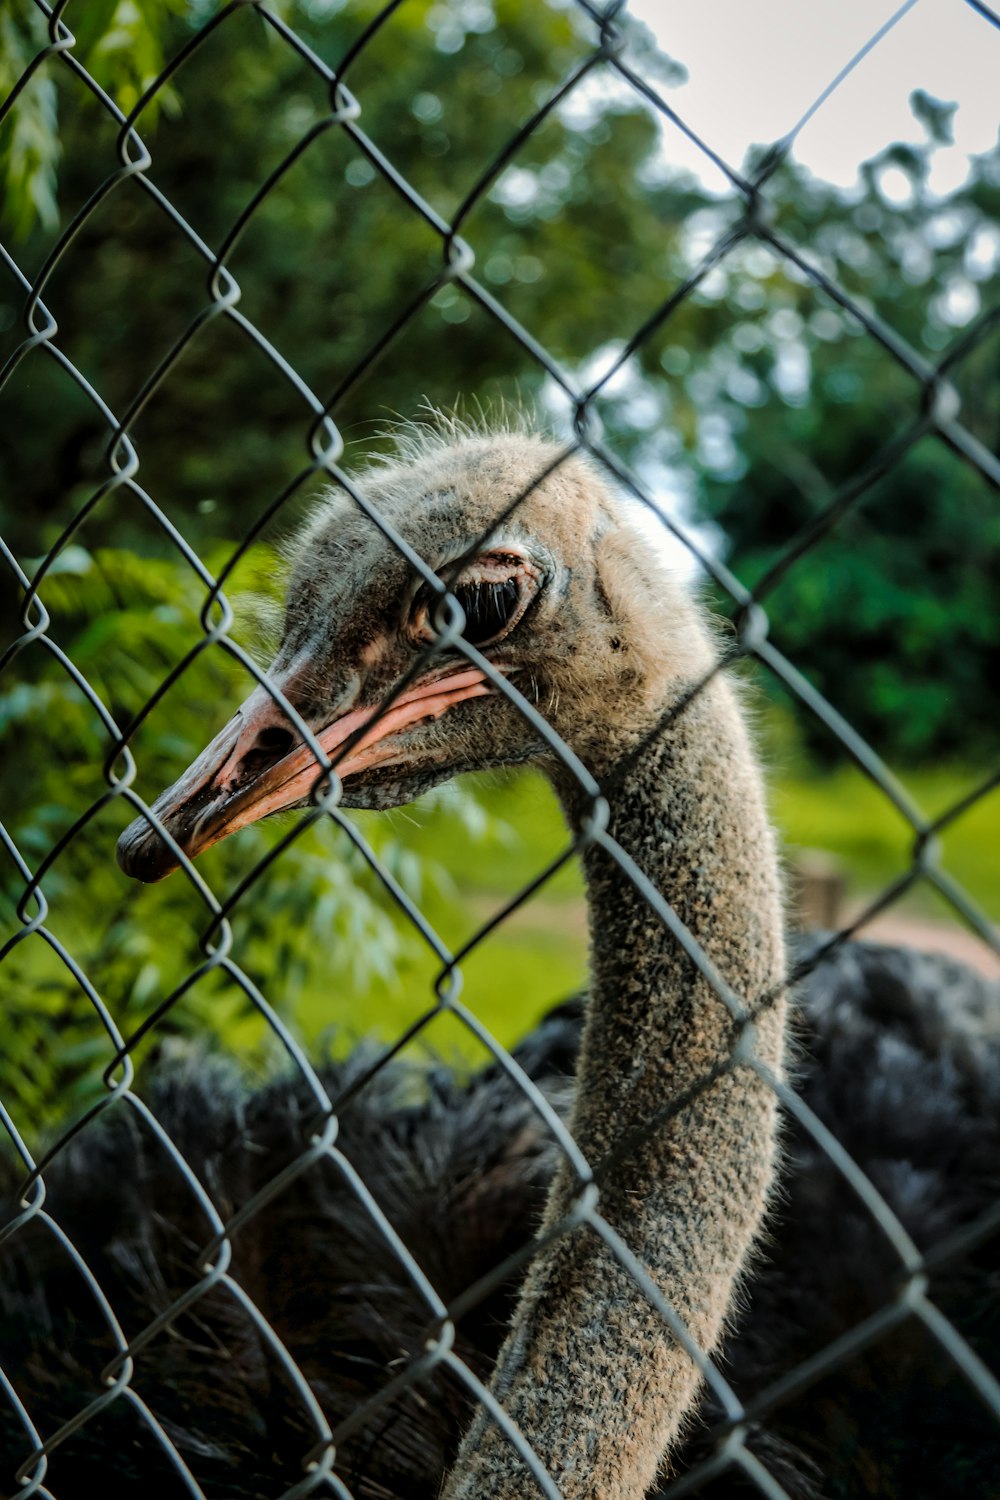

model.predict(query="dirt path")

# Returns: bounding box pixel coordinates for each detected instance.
[475,889,1000,982]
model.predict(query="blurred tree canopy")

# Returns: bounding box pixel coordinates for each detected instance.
[2,1,997,764]
[1,0,999,1117]
[0,541,501,1122]
[690,113,1000,762]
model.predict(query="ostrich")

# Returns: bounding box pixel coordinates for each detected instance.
[2,425,999,1500]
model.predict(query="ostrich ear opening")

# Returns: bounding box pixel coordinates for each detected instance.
[594,513,714,694]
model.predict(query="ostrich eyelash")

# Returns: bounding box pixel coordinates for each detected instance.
[411,552,542,649]
[452,578,521,646]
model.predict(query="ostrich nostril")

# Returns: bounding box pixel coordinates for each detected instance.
[236,724,297,783]
[258,725,296,751]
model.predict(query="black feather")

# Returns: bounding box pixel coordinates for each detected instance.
[1,944,998,1498]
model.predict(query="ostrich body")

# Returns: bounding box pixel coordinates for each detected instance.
[2,428,998,1498]
[3,955,998,1499]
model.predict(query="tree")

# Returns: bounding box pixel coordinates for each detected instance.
[6,7,995,765]
[2,8,999,1122]
[2,2,697,1121]
[682,122,1000,761]
[0,1,695,556]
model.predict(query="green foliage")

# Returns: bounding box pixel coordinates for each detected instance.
[0,545,505,1126]
[2,5,997,762]
[0,11,61,235]
[1,0,189,236]
[62,0,189,114]
[1,3,999,1132]
[0,1,700,554]
[686,133,1000,761]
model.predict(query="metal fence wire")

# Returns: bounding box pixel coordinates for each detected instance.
[1,1,1000,1497]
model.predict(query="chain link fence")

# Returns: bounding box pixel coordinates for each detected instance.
[1,2,999,1497]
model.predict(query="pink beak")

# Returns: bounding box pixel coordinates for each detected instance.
[116,666,492,882]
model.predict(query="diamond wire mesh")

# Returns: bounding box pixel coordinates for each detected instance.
[1,1,999,1497]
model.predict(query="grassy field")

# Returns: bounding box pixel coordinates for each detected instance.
[294,756,999,1060]
[771,762,1000,922]
[318,772,590,1063]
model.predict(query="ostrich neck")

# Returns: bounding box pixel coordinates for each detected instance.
[443,676,787,1500]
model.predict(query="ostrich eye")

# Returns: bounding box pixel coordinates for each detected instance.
[411,554,537,649]
[454,577,521,646]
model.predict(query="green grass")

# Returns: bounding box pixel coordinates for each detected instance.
[292,756,998,1061]
[295,770,588,1062]
[771,762,1000,923]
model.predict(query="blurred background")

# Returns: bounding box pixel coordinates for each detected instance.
[1,0,998,1131]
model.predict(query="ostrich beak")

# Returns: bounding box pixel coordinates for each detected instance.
[116,666,492,883]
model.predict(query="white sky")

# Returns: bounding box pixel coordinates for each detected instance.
[545,0,1000,577]
[627,0,1000,194]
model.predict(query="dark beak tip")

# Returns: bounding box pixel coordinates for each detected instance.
[116,815,180,884]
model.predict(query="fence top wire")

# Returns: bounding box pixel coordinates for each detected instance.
[1,2,1000,1498]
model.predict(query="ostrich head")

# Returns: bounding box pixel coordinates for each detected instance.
[115,423,787,1500]
[118,428,711,881]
